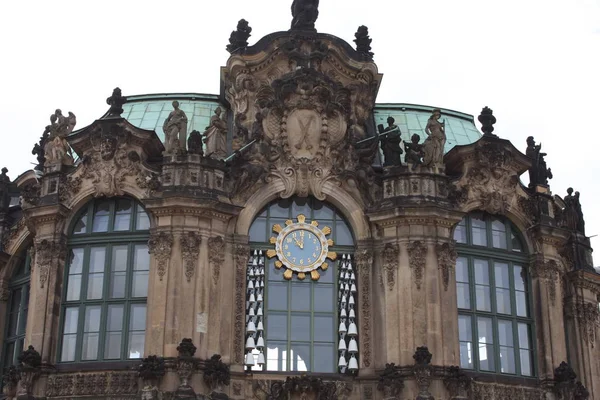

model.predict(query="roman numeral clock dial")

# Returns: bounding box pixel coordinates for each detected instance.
[266,214,336,281]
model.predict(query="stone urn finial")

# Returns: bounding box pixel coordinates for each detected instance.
[478,106,497,136]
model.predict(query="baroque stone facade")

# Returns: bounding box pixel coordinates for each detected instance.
[0,2,598,400]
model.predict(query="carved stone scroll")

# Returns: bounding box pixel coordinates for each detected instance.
[148,232,173,281]
[208,236,226,285]
[234,245,250,364]
[382,243,399,291]
[408,241,427,290]
[574,300,600,347]
[34,237,67,289]
[355,249,373,368]
[180,232,201,282]
[436,242,458,292]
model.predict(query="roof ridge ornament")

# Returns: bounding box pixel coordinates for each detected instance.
[105,87,126,118]
[290,0,319,32]
[354,25,374,61]
[478,106,497,137]
[226,19,252,54]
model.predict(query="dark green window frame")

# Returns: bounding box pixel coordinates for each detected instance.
[58,197,150,363]
[454,213,536,377]
[247,197,356,373]
[2,251,31,370]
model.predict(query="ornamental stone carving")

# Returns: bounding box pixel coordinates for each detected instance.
[470,381,545,400]
[203,354,231,392]
[408,241,427,290]
[0,280,9,302]
[382,243,399,291]
[208,236,226,285]
[224,30,382,206]
[148,231,173,281]
[138,355,165,400]
[413,346,433,400]
[436,241,457,292]
[180,232,201,282]
[234,245,250,364]
[46,372,138,397]
[355,249,373,368]
[443,366,471,399]
[530,258,561,305]
[574,300,600,347]
[43,109,76,167]
[176,339,197,398]
[2,366,20,398]
[377,363,404,400]
[34,237,67,288]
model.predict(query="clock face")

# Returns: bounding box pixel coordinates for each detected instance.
[267,214,336,281]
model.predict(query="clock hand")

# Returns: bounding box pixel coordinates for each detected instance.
[293,237,303,249]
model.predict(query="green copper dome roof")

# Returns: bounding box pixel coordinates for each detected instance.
[121,94,481,153]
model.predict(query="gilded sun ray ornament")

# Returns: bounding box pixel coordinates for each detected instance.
[267,214,336,281]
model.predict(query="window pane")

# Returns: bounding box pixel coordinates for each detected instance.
[290,343,310,372]
[460,341,473,369]
[498,320,514,347]
[477,317,494,344]
[492,230,507,249]
[266,313,287,340]
[107,305,124,331]
[335,221,353,246]
[499,346,516,374]
[457,283,471,309]
[105,332,122,359]
[128,332,145,359]
[268,283,288,310]
[458,315,472,341]
[291,285,310,311]
[518,323,530,350]
[291,314,310,341]
[312,201,334,220]
[313,343,335,372]
[89,247,106,273]
[87,273,104,300]
[61,334,77,362]
[454,221,467,244]
[471,218,487,246]
[134,245,150,271]
[69,248,84,274]
[314,315,334,342]
[113,199,132,231]
[249,218,267,242]
[494,263,510,288]
[491,220,506,232]
[496,289,512,314]
[82,333,99,360]
[132,272,149,298]
[291,198,311,219]
[73,211,88,235]
[66,275,82,301]
[475,285,491,312]
[266,341,287,372]
[516,291,528,317]
[136,209,150,231]
[474,260,489,285]
[4,342,15,367]
[84,306,102,332]
[520,349,533,376]
[110,272,126,299]
[456,257,469,283]
[92,201,110,232]
[514,266,526,291]
[313,286,334,312]
[64,307,79,334]
[112,246,128,272]
[318,263,334,283]
[479,344,495,372]
[129,305,147,331]
[511,232,523,252]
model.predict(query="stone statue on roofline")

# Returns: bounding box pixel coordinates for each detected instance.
[563,188,586,235]
[378,117,402,167]
[525,136,552,187]
[163,101,188,155]
[226,19,252,54]
[43,109,76,167]
[422,108,445,168]
[203,107,228,159]
[405,134,424,170]
[290,0,319,31]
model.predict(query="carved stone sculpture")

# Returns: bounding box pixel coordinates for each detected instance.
[291,0,320,31]
[106,87,126,117]
[378,117,403,167]
[408,241,427,290]
[354,25,374,61]
[377,363,404,399]
[525,136,552,187]
[31,127,50,171]
[163,101,188,154]
[203,107,228,159]
[226,19,252,54]
[554,361,590,400]
[148,231,173,281]
[44,109,76,167]
[203,354,230,392]
[17,345,41,399]
[443,366,470,399]
[563,188,586,235]
[413,347,434,400]
[422,108,445,168]
[478,106,497,136]
[181,232,201,282]
[436,242,458,291]
[176,339,197,399]
[138,355,165,400]
[403,133,424,170]
[2,366,20,398]
[187,130,204,155]
[382,243,399,291]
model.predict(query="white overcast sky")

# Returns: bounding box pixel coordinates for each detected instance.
[0,0,599,255]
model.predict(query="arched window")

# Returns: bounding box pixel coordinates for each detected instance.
[245,197,357,373]
[59,198,150,363]
[2,250,31,370]
[454,213,534,376]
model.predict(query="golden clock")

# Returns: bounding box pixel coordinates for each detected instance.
[266,214,337,281]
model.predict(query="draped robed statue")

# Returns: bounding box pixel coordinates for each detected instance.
[291,0,320,31]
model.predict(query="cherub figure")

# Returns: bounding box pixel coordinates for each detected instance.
[404,134,424,170]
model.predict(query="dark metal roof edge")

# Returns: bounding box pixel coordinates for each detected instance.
[374,103,475,123]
